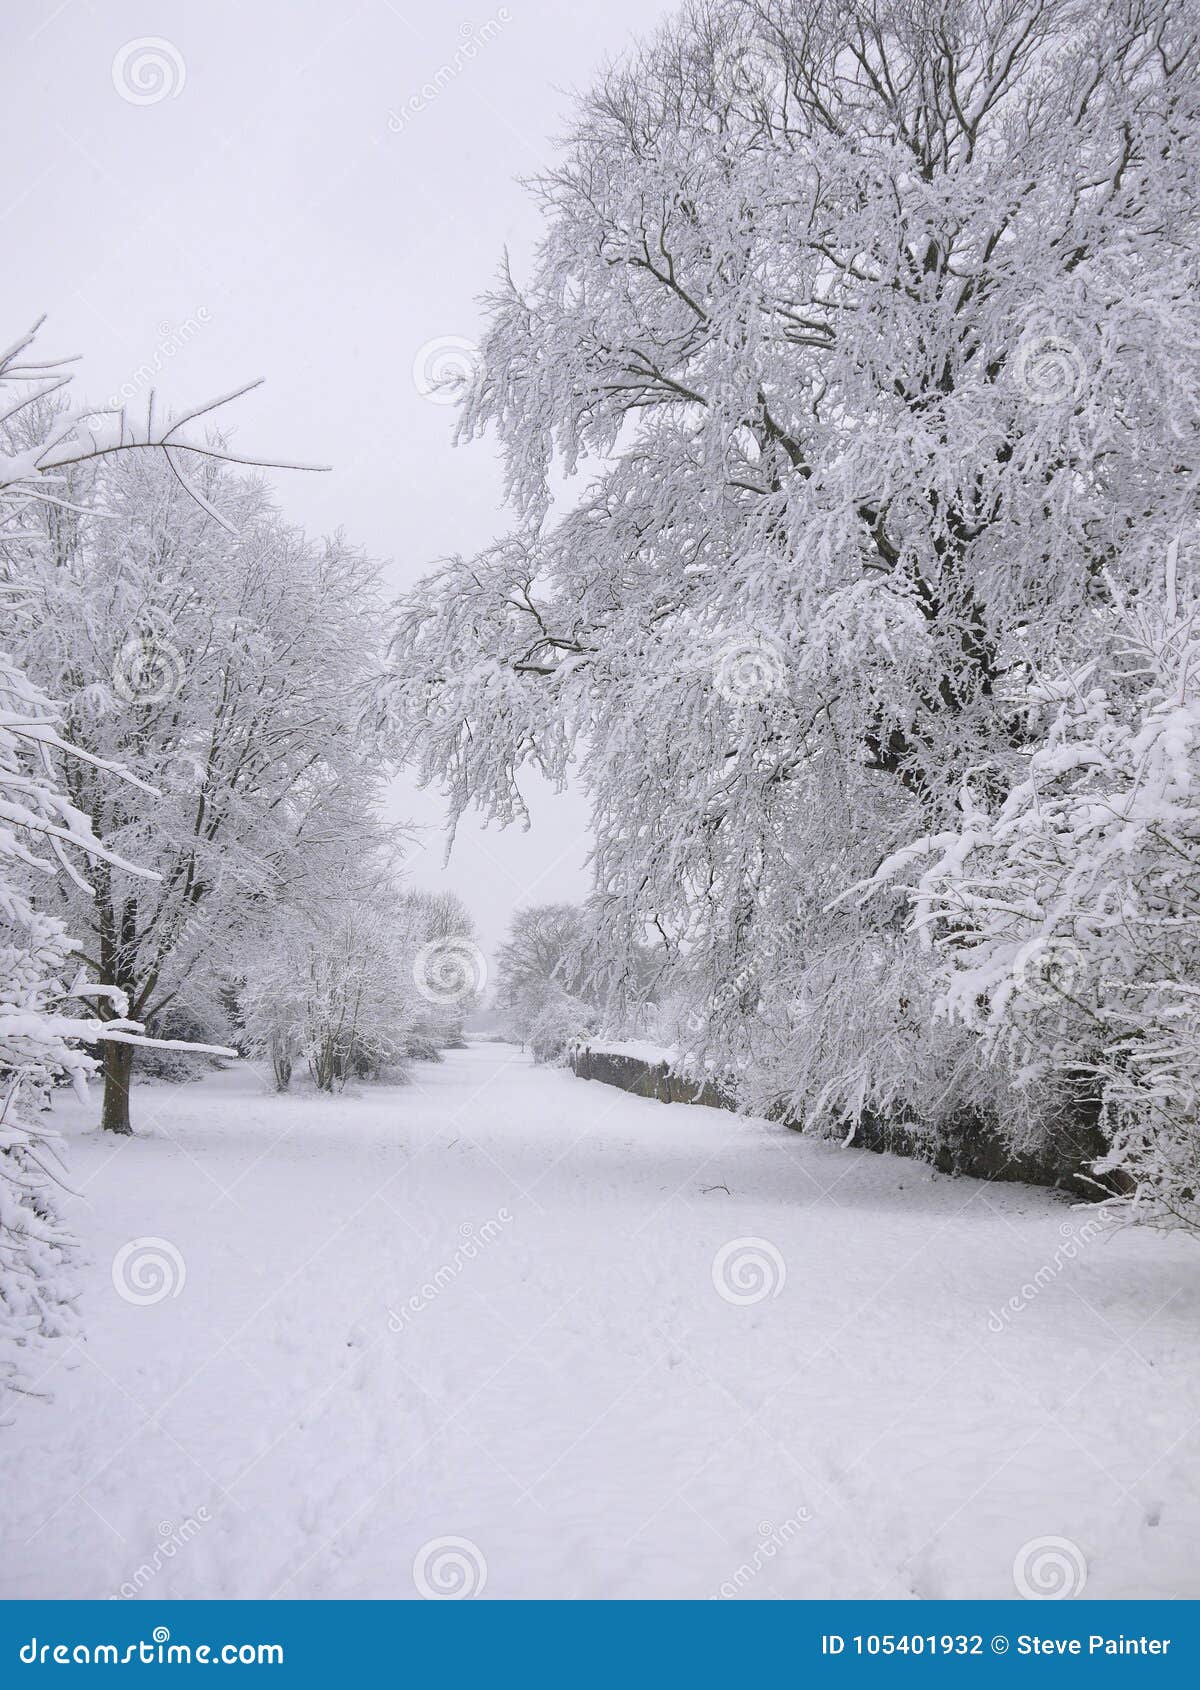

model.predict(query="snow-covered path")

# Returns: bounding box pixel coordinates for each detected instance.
[4,1045,1198,1600]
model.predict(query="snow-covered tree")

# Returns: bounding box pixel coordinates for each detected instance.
[1,319,296,1390]
[494,902,591,1046]
[239,807,422,1091]
[871,538,1200,1225]
[9,447,383,1132]
[243,888,416,1094]
[378,0,1200,1168]
[401,888,485,1053]
[0,650,146,1397]
[528,986,596,1066]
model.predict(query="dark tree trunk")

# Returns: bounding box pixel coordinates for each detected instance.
[101,1041,134,1134]
[270,1032,293,1092]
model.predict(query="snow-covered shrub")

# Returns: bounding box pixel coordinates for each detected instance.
[529,987,596,1066]
[403,1031,444,1063]
[239,836,420,1092]
[876,557,1200,1226]
[399,889,483,1051]
[242,912,414,1092]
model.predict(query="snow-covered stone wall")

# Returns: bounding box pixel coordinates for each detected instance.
[568,1042,1111,1198]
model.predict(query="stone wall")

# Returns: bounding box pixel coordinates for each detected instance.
[568,1044,1109,1197]
[569,1045,730,1110]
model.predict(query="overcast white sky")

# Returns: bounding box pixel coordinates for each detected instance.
[5,0,676,965]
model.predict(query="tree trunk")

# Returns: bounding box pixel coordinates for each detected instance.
[101,1040,134,1134]
[271,1034,292,1093]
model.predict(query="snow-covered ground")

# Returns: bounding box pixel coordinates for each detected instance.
[3,1044,1198,1601]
